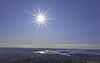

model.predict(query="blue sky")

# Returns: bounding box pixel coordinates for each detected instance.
[0,0,100,49]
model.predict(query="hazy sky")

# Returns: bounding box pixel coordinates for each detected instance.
[0,0,100,49]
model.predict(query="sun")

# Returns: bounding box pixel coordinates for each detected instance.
[28,9,50,31]
[37,15,45,22]
[26,8,51,31]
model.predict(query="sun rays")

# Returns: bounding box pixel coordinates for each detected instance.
[27,9,50,31]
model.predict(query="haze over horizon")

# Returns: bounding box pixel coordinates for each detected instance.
[0,0,100,49]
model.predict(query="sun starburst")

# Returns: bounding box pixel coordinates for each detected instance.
[29,9,50,31]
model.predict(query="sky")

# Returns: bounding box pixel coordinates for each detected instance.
[0,0,100,49]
